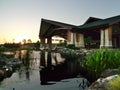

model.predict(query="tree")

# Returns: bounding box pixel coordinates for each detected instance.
[22,39,26,44]
[27,39,32,43]
[35,40,40,50]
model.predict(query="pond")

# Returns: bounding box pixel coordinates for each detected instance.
[0,50,80,90]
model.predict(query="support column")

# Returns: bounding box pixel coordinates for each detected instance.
[67,30,71,42]
[100,30,105,48]
[105,29,109,47]
[74,33,85,48]
[75,33,80,47]
[47,37,52,49]
[108,26,113,47]
[47,37,52,44]
[67,30,74,45]
[100,26,113,48]
[40,37,45,44]
[40,37,45,49]
[105,26,112,48]
[79,34,85,48]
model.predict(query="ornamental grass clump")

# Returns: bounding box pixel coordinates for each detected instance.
[82,49,120,81]
[106,76,120,90]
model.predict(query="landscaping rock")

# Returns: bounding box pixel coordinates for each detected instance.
[100,69,119,78]
[86,74,119,90]
[78,78,90,90]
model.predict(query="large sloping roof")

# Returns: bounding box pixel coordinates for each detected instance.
[39,18,76,38]
[84,17,102,24]
[77,15,120,30]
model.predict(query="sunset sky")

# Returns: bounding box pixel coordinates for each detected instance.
[0,0,120,44]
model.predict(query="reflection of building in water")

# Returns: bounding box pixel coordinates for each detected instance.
[39,51,80,85]
[52,36,65,44]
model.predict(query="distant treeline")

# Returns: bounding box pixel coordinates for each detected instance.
[4,43,21,48]
[0,41,40,50]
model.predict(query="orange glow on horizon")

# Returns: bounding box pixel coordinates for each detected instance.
[14,35,30,43]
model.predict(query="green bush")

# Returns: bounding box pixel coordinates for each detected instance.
[66,44,75,49]
[106,76,120,90]
[0,46,6,53]
[61,49,78,60]
[82,49,120,79]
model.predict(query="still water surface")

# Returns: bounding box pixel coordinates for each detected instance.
[0,51,79,90]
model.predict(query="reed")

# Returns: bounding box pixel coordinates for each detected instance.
[81,49,120,80]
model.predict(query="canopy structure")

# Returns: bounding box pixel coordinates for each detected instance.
[39,18,76,39]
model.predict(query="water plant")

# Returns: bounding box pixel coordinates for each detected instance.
[81,49,120,82]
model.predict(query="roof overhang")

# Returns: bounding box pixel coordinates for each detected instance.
[39,19,75,39]
[78,15,120,30]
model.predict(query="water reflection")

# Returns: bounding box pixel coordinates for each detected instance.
[47,51,52,68]
[51,52,58,65]
[39,51,79,85]
[40,51,46,67]
[0,50,80,89]
[17,50,40,81]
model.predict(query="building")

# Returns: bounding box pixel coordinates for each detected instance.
[39,15,120,48]
[52,36,65,44]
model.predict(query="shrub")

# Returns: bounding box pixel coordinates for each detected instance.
[66,44,75,49]
[0,46,6,53]
[61,49,78,60]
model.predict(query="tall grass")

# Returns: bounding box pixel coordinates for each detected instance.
[81,49,120,81]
